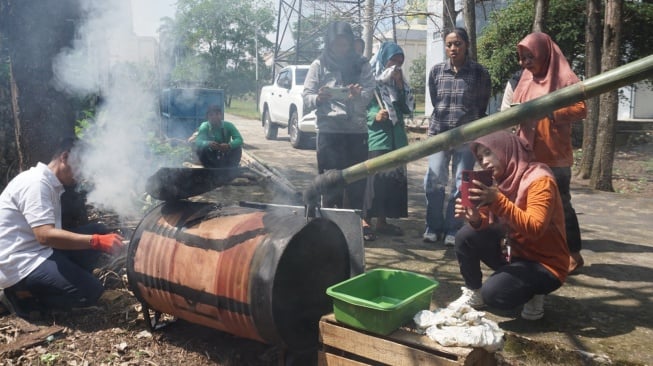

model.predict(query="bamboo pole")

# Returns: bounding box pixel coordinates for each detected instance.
[304,54,653,205]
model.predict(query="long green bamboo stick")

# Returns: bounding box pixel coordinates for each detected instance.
[303,54,653,206]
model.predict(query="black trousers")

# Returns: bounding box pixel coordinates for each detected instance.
[198,146,242,168]
[316,132,368,209]
[454,224,562,310]
[550,166,582,253]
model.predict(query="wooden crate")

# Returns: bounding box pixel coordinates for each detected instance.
[318,314,496,366]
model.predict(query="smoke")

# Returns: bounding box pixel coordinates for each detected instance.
[53,0,161,219]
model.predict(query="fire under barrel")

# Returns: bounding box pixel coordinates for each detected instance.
[126,200,364,351]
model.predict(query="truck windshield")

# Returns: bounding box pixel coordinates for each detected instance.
[296,69,309,85]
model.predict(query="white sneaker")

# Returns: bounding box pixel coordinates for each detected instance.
[423,232,438,243]
[444,234,456,246]
[521,295,545,320]
[448,286,485,309]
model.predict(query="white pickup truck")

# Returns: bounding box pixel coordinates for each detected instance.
[258,65,315,148]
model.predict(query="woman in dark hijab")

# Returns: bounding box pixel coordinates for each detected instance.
[302,21,375,209]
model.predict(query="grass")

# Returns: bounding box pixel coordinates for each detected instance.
[227,94,428,120]
[226,97,259,120]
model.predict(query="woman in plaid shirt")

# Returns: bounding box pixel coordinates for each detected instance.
[423,27,491,246]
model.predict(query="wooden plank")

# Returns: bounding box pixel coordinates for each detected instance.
[0,325,64,358]
[320,318,460,366]
[318,351,369,366]
[319,314,496,366]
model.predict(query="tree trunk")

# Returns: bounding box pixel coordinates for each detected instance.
[532,0,549,32]
[590,0,623,191]
[577,0,602,179]
[0,32,19,187]
[463,0,477,61]
[443,0,456,36]
[0,0,79,171]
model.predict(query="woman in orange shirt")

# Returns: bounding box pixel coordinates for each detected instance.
[448,131,569,320]
[512,32,587,273]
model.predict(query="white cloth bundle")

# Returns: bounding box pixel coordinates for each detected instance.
[413,306,505,352]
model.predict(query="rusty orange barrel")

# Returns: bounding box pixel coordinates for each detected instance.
[126,200,363,351]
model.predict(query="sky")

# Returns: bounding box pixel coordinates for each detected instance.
[131,0,176,38]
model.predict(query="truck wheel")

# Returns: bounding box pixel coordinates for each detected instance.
[263,108,278,140]
[289,110,306,148]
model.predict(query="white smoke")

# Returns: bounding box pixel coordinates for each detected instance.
[53,0,161,219]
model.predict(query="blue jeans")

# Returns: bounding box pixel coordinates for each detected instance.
[423,143,476,237]
[3,249,105,319]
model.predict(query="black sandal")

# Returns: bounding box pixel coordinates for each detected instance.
[363,226,376,241]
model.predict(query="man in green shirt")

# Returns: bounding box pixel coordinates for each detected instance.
[194,105,243,168]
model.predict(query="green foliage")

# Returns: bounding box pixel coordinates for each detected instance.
[163,0,276,99]
[478,0,653,96]
[408,54,426,94]
[478,0,586,95]
[39,353,59,366]
[75,108,94,137]
[623,1,653,61]
[146,133,193,167]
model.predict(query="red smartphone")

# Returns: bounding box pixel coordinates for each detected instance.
[460,169,494,208]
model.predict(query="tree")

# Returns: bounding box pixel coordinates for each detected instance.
[577,0,602,179]
[0,0,80,172]
[591,0,623,191]
[532,0,550,32]
[443,0,456,35]
[167,0,275,100]
[478,0,653,96]
[478,0,653,191]
[477,0,587,96]
[463,0,477,61]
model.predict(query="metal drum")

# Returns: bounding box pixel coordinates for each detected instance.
[126,200,363,351]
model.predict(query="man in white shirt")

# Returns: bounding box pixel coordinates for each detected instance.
[0,137,124,319]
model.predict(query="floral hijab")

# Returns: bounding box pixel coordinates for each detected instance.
[369,41,414,125]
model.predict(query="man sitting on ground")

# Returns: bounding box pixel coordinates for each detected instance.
[194,104,243,168]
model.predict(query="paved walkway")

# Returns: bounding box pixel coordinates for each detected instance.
[230,113,653,365]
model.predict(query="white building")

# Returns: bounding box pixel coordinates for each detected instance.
[373,18,428,77]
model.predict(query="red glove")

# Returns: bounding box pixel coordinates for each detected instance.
[90,233,125,255]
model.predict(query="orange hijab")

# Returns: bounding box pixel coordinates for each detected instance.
[512,32,579,103]
[512,33,580,144]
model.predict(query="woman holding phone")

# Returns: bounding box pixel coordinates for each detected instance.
[302,21,375,209]
[448,130,569,321]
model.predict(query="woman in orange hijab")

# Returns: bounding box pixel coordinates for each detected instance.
[512,33,587,274]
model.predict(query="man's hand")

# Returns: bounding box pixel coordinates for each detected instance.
[91,233,125,255]
[208,141,220,151]
[216,143,230,152]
